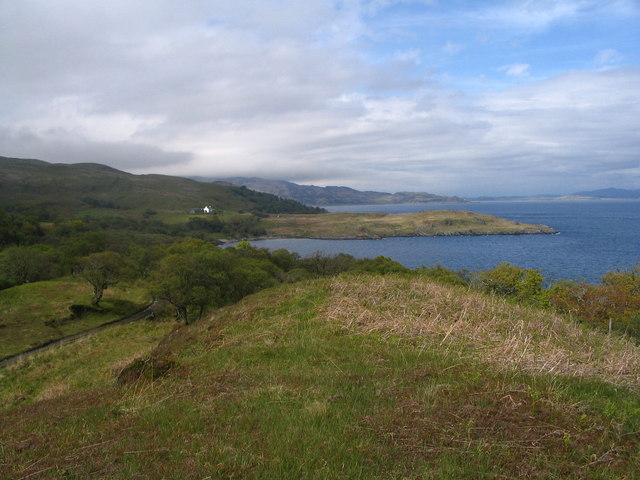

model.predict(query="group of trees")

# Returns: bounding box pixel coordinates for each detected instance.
[547,266,640,337]
[184,214,267,238]
[0,208,44,248]
[148,241,417,323]
[469,261,640,339]
[1,206,639,339]
[150,241,275,323]
[0,207,279,290]
[0,206,415,323]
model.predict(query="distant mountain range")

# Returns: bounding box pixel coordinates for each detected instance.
[571,188,640,199]
[200,177,640,204]
[204,177,466,206]
[471,188,640,201]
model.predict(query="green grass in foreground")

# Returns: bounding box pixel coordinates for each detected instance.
[1,276,640,479]
[0,319,174,409]
[0,277,150,358]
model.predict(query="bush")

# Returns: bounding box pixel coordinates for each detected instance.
[476,262,544,304]
[548,264,640,338]
[418,264,469,287]
[352,256,410,274]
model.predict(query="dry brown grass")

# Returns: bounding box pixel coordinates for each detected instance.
[323,275,640,389]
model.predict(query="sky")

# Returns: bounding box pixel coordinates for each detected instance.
[1,0,639,196]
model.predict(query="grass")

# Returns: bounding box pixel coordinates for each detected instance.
[264,210,556,239]
[324,275,640,389]
[1,275,640,478]
[0,319,175,410]
[0,277,151,359]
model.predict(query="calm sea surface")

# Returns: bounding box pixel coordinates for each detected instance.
[248,200,640,283]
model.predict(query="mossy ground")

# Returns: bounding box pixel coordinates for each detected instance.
[1,276,639,479]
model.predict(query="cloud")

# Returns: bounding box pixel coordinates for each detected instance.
[482,0,580,30]
[160,67,640,195]
[443,41,463,55]
[594,48,624,66]
[475,67,640,191]
[0,127,192,171]
[477,0,638,31]
[498,63,531,77]
[1,1,638,196]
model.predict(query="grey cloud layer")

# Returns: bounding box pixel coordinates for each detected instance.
[1,0,638,195]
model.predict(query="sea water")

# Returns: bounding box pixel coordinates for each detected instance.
[247,200,640,283]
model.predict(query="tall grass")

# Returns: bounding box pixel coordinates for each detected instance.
[325,275,640,389]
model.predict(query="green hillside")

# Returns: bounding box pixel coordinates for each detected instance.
[3,274,640,479]
[0,277,151,359]
[0,156,322,217]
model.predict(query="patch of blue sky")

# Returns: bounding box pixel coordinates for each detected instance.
[359,0,639,95]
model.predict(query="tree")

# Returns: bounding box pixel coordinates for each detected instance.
[227,257,278,300]
[0,208,43,247]
[269,248,300,272]
[128,244,164,279]
[300,252,356,277]
[150,243,229,324]
[150,240,286,323]
[79,251,129,306]
[477,262,544,304]
[0,244,57,287]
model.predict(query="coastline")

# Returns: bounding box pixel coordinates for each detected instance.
[222,225,557,244]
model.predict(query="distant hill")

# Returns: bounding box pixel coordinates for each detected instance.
[471,188,640,201]
[0,156,322,216]
[571,188,640,199]
[201,177,465,206]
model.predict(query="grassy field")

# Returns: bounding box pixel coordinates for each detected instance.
[2,274,640,478]
[264,210,556,239]
[0,319,175,410]
[0,277,151,359]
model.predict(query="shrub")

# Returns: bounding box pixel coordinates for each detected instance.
[476,262,544,304]
[418,264,469,287]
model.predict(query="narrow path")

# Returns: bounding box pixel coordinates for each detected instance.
[0,301,162,369]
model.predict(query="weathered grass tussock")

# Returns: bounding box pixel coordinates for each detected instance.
[324,275,640,389]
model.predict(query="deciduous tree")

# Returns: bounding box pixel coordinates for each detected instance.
[79,251,130,306]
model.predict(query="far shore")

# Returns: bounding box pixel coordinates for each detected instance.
[253,210,557,241]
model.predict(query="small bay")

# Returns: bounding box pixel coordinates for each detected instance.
[248,200,640,283]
